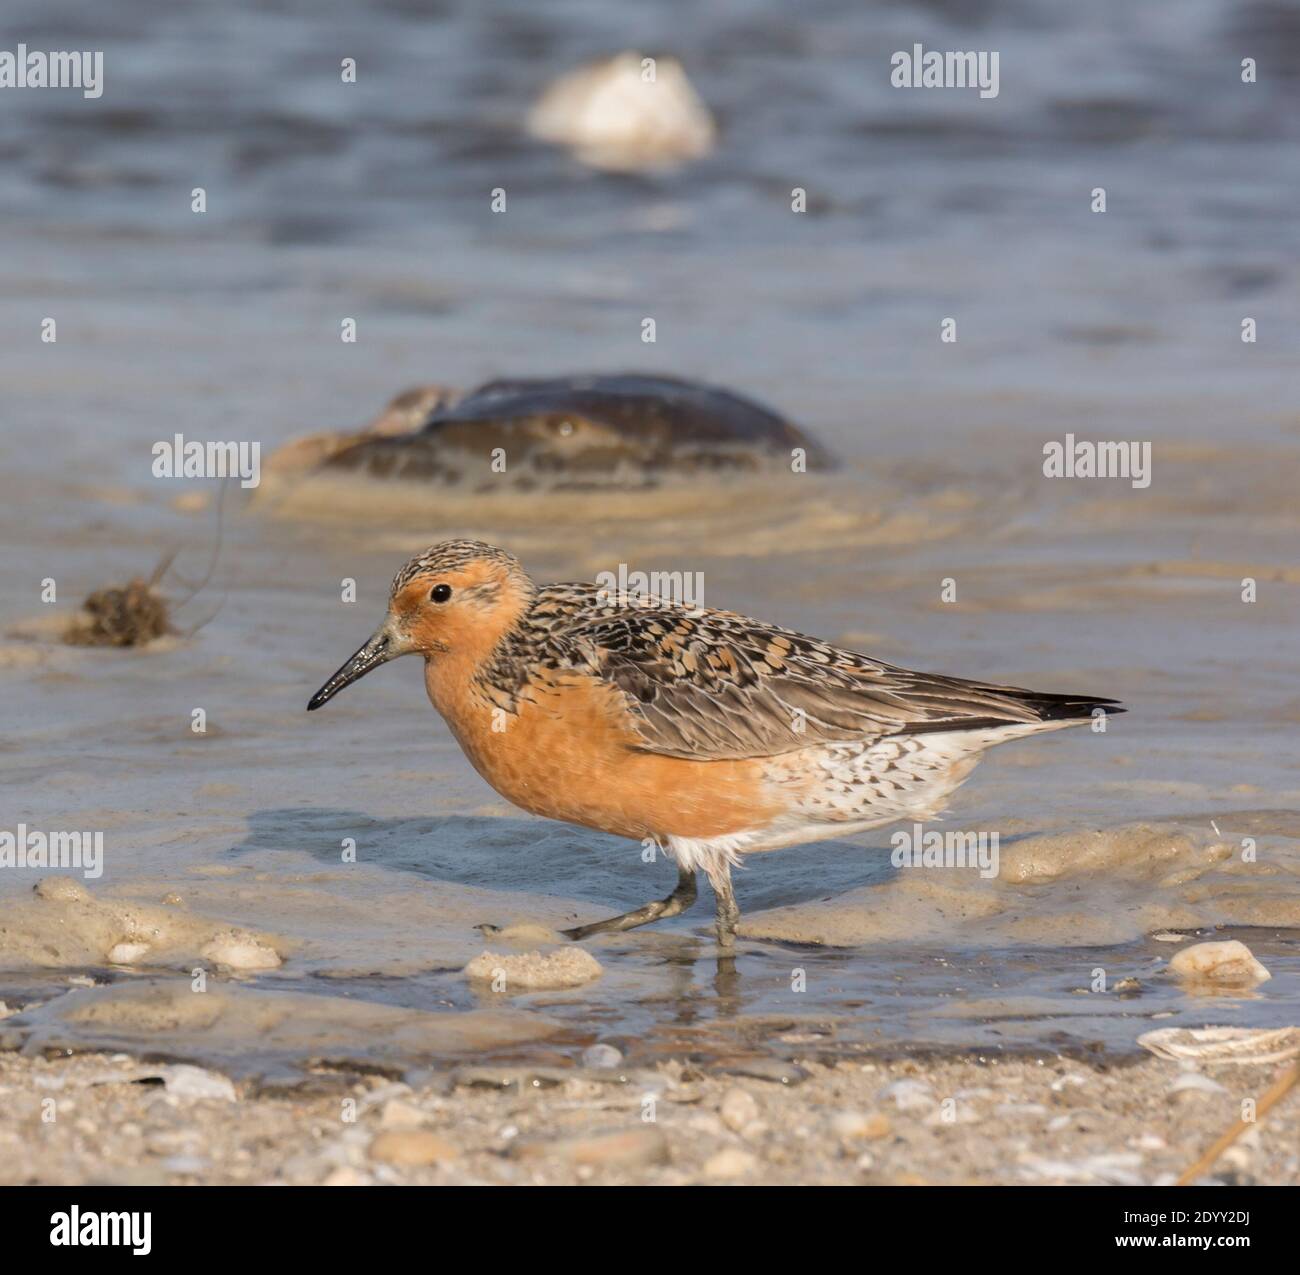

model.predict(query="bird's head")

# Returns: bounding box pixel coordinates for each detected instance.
[307,540,533,710]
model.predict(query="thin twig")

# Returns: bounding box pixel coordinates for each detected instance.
[1176,1060,1300,1185]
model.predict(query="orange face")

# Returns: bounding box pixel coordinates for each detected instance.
[306,553,530,710]
[386,559,528,658]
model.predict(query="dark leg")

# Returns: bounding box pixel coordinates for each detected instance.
[708,863,740,948]
[561,863,698,941]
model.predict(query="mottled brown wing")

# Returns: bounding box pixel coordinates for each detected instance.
[558,597,1114,762]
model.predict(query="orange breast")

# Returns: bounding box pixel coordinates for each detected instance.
[424,662,780,841]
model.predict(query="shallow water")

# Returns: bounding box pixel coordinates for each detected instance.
[1,0,1299,1081]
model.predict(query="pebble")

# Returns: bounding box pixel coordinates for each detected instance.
[879,1079,933,1112]
[829,1110,892,1140]
[200,933,282,971]
[379,1099,427,1131]
[161,1155,208,1175]
[322,1167,372,1186]
[452,1065,570,1091]
[513,1127,669,1171]
[702,1148,759,1179]
[368,1130,458,1167]
[1168,939,1270,987]
[1169,1071,1229,1096]
[1020,1152,1143,1186]
[687,1113,726,1137]
[106,943,151,965]
[464,947,602,991]
[719,1086,760,1133]
[581,1044,623,1070]
[723,1058,809,1086]
[162,1065,236,1102]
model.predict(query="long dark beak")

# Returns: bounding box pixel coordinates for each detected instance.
[307,629,396,711]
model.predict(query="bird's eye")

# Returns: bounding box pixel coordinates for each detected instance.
[430,584,452,603]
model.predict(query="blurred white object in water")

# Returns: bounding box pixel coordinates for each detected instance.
[528,51,715,171]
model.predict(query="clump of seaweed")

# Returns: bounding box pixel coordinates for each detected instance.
[63,554,176,648]
[60,486,228,649]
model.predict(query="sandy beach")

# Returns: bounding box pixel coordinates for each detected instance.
[3,1047,1296,1187]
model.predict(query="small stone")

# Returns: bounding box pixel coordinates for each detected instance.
[35,876,89,903]
[162,1065,236,1102]
[1169,1071,1228,1096]
[512,1126,668,1170]
[368,1130,457,1167]
[1169,940,1270,987]
[107,942,151,965]
[323,1167,372,1186]
[723,1058,809,1085]
[719,1086,760,1133]
[200,933,281,970]
[829,1110,891,1140]
[464,947,602,991]
[702,1148,759,1179]
[879,1079,933,1112]
[582,1043,623,1070]
[687,1113,726,1137]
[379,1099,427,1131]
[161,1155,208,1175]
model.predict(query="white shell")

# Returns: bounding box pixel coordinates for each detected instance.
[1137,1026,1300,1065]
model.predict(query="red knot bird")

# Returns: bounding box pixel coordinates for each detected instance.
[308,540,1122,946]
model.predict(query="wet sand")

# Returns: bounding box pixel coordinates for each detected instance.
[3,1048,1296,1187]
